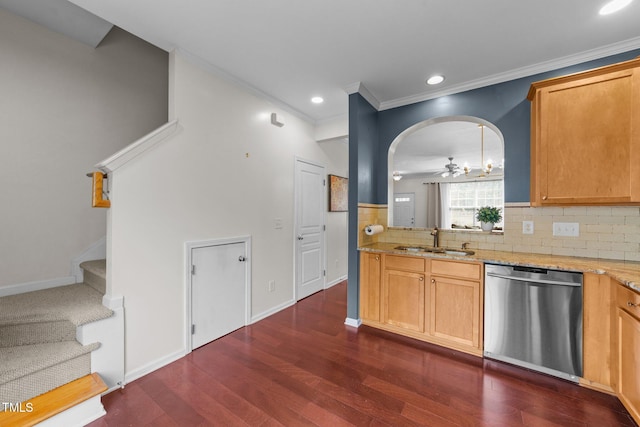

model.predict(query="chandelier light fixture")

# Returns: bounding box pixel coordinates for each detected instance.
[392,171,403,181]
[478,125,493,178]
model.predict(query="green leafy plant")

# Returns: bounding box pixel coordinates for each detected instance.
[476,206,502,224]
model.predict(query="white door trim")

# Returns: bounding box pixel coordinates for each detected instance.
[184,235,252,353]
[293,157,327,300]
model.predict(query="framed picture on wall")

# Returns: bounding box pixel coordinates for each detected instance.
[329,174,348,212]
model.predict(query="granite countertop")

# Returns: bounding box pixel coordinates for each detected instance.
[359,242,640,292]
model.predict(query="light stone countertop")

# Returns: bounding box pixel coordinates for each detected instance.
[359,242,640,292]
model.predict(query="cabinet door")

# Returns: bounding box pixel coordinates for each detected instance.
[616,308,640,422]
[382,269,425,332]
[531,65,640,205]
[582,273,613,391]
[429,276,481,349]
[360,253,381,322]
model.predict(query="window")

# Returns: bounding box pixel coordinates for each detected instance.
[449,180,503,228]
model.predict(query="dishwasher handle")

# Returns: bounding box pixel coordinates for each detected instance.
[486,272,582,287]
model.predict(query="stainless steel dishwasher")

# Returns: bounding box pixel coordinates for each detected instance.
[484,264,583,382]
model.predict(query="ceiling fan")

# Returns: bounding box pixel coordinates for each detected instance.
[439,157,461,178]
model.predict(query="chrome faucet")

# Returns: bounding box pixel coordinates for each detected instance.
[430,227,439,248]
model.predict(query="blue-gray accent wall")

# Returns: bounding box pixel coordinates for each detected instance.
[347,48,640,320]
[347,93,379,321]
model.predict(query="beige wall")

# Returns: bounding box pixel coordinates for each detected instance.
[0,9,168,288]
[109,52,349,379]
[362,205,640,262]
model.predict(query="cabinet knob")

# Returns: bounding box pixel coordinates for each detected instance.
[542,196,548,200]
[375,255,380,261]
[419,277,424,281]
[431,278,435,284]
[628,301,638,308]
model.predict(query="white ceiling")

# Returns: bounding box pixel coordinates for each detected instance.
[5,0,640,124]
[0,0,112,47]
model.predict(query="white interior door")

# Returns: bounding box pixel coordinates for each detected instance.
[191,242,247,349]
[394,192,415,227]
[295,159,325,300]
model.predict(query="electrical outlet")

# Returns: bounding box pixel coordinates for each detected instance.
[268,280,275,292]
[522,221,534,235]
[274,218,283,229]
[553,222,580,237]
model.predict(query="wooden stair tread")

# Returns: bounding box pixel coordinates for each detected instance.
[0,373,106,427]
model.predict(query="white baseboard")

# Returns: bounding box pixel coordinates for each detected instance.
[325,275,347,289]
[250,298,296,324]
[0,237,107,297]
[0,276,76,297]
[124,349,187,385]
[344,317,362,328]
[36,395,105,427]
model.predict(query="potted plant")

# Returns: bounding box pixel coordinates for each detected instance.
[476,206,502,231]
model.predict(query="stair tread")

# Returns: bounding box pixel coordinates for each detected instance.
[79,259,106,280]
[0,341,100,384]
[0,283,112,327]
[0,373,107,427]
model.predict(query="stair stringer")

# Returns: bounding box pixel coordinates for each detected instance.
[76,294,124,392]
[71,237,107,284]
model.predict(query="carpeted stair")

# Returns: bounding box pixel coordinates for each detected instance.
[0,260,112,406]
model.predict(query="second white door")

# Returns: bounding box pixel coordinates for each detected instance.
[295,159,325,300]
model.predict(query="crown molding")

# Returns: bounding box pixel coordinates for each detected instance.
[379,37,640,111]
[344,82,380,110]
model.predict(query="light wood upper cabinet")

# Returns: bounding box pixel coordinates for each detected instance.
[528,57,640,206]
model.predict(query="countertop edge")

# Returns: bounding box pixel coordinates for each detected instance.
[359,243,640,292]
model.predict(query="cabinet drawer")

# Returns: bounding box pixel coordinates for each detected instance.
[384,255,426,272]
[618,285,640,319]
[431,259,481,280]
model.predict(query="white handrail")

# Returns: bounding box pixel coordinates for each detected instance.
[95,119,180,173]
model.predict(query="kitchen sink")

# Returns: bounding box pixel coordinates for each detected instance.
[394,245,441,253]
[442,248,475,256]
[394,245,474,256]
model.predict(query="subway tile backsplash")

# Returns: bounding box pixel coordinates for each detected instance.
[359,204,640,262]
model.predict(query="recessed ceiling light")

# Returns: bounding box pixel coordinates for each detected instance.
[426,75,445,85]
[599,0,633,15]
[311,96,324,104]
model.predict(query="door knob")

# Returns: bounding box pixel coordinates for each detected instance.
[238,256,247,262]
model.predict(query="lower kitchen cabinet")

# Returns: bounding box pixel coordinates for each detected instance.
[429,275,481,349]
[382,254,427,332]
[359,251,483,356]
[382,268,425,332]
[615,283,640,423]
[581,273,614,392]
[359,252,381,322]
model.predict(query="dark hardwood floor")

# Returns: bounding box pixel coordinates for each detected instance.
[88,281,635,426]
